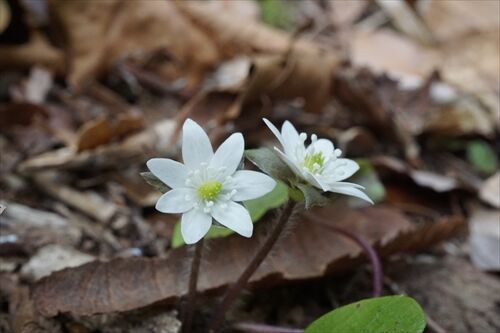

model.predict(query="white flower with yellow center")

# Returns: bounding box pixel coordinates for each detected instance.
[263,118,373,203]
[147,119,276,244]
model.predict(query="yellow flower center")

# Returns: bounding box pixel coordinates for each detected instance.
[303,152,325,172]
[197,180,222,201]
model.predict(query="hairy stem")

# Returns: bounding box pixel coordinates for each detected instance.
[183,238,204,333]
[311,217,383,297]
[209,200,297,332]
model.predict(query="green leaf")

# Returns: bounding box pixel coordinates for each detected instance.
[466,140,498,176]
[350,159,385,205]
[245,148,295,183]
[243,181,288,221]
[171,182,289,248]
[296,183,330,209]
[140,172,168,193]
[258,0,293,29]
[305,296,426,333]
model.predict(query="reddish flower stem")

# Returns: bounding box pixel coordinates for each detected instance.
[183,238,204,333]
[209,200,297,332]
[311,217,383,297]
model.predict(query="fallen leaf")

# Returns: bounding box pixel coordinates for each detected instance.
[49,0,219,88]
[20,244,95,282]
[0,200,82,254]
[418,0,499,43]
[176,0,334,59]
[469,207,500,271]
[75,113,144,152]
[33,205,463,317]
[351,28,438,84]
[18,119,176,173]
[0,32,64,73]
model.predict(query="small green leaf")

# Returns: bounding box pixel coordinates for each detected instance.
[243,181,288,221]
[140,172,168,193]
[350,159,385,204]
[466,140,498,176]
[296,183,330,209]
[259,0,293,29]
[245,148,295,183]
[305,296,426,333]
[171,182,289,248]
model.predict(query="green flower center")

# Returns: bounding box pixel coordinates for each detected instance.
[303,152,325,172]
[197,180,222,201]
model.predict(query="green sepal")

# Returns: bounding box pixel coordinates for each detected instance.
[296,183,330,209]
[140,172,168,193]
[245,148,295,183]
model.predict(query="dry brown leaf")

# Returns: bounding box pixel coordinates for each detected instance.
[351,28,438,84]
[18,119,176,174]
[49,0,219,88]
[20,244,95,282]
[0,32,64,73]
[33,205,463,317]
[76,113,144,152]
[175,0,334,59]
[418,0,500,43]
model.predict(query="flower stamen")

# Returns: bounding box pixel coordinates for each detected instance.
[197,180,223,201]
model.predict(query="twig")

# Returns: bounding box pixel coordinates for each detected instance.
[209,200,297,332]
[232,322,304,333]
[183,238,204,333]
[311,217,383,297]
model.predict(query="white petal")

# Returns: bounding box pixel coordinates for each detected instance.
[263,118,285,148]
[182,118,213,169]
[231,170,276,201]
[274,147,303,176]
[211,201,253,237]
[147,158,189,189]
[306,139,334,158]
[327,183,373,204]
[281,120,300,156]
[323,158,360,181]
[181,209,212,244]
[155,188,196,213]
[306,172,329,191]
[210,133,244,178]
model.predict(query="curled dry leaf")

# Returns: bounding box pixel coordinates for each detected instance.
[75,113,144,152]
[0,32,64,73]
[49,0,219,88]
[18,119,176,173]
[34,205,463,317]
[20,244,95,282]
[175,0,334,59]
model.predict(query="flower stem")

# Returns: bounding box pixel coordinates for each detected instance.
[311,217,383,297]
[209,200,297,332]
[183,238,204,333]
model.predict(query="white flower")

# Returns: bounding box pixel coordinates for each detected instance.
[147,119,276,244]
[263,118,373,204]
